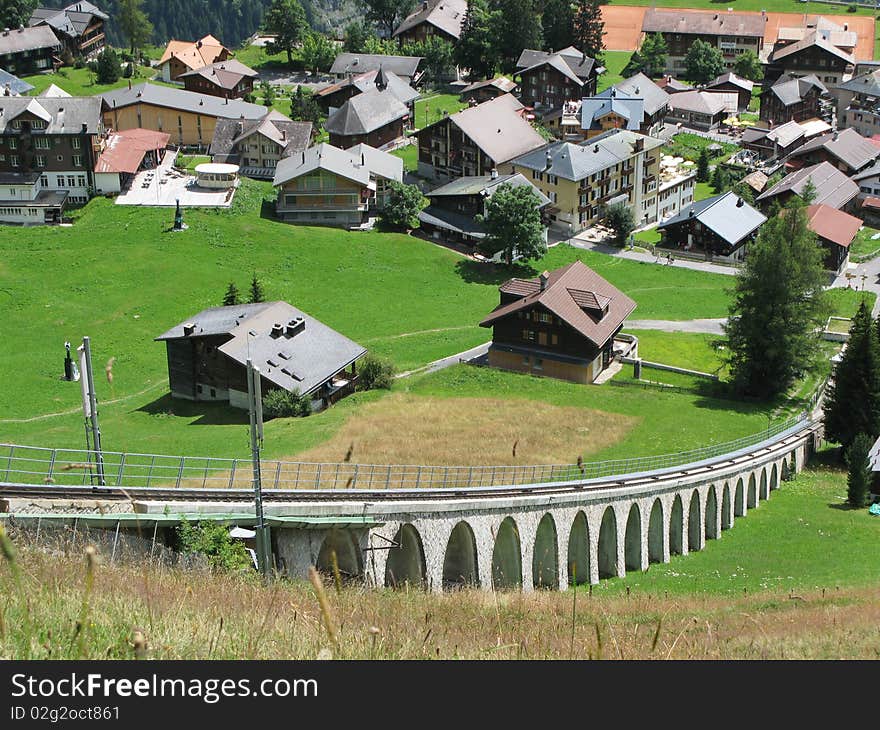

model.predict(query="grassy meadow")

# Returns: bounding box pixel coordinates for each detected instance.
[23,64,171,97]
[3,464,880,659]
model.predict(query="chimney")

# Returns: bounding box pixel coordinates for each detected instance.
[361,152,365,166]
[593,144,599,153]
[285,317,305,337]
[539,271,549,291]
[270,323,284,338]
[281,129,286,141]
[545,150,552,169]
[490,168,498,179]
[833,131,839,141]
[736,197,744,207]
[302,151,305,164]
[183,323,196,336]
[81,122,87,134]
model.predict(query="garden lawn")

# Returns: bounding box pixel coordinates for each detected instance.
[595,464,880,596]
[415,93,467,129]
[848,226,880,261]
[694,182,714,201]
[23,65,170,97]
[826,287,876,318]
[624,329,727,376]
[663,133,737,166]
[597,51,634,92]
[391,142,418,172]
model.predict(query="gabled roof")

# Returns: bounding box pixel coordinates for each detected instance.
[767,74,827,107]
[776,16,856,50]
[757,161,859,210]
[324,88,409,136]
[766,120,806,148]
[0,95,102,134]
[393,0,467,39]
[0,25,60,54]
[0,68,34,96]
[101,83,268,120]
[642,8,765,38]
[706,72,754,93]
[210,111,312,160]
[155,301,366,397]
[38,83,70,97]
[580,89,644,131]
[836,68,880,96]
[770,30,855,65]
[480,261,636,349]
[316,67,419,106]
[787,127,880,172]
[459,76,517,96]
[803,204,861,247]
[516,46,599,84]
[272,142,402,187]
[510,129,662,182]
[158,35,230,73]
[29,2,108,39]
[612,73,669,116]
[178,59,258,90]
[658,191,767,246]
[656,77,693,93]
[425,172,550,206]
[330,53,422,79]
[668,90,727,115]
[95,128,170,174]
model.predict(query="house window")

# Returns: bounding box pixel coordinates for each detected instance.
[34,137,50,149]
[36,155,45,167]
[56,176,65,186]
[40,175,48,187]
[77,175,86,187]
[551,334,558,345]
[522,329,536,341]
[56,155,64,162]
[538,332,548,346]
[67,176,76,187]
[10,155,19,167]
[72,138,81,149]
[73,155,82,167]
[535,312,553,324]
[533,358,543,371]
[8,138,17,149]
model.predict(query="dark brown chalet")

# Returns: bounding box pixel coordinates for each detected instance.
[759,74,828,125]
[480,261,636,384]
[516,47,600,112]
[765,32,854,87]
[392,0,466,44]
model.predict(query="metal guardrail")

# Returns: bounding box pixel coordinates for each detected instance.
[0,411,811,492]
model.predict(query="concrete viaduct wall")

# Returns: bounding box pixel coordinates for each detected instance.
[273,432,811,592]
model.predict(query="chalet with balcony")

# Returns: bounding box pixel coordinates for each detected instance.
[641,8,764,77]
[612,74,669,136]
[210,110,312,179]
[415,94,544,181]
[29,1,107,59]
[324,85,410,149]
[393,0,466,44]
[516,46,601,112]
[417,171,550,246]
[459,77,517,105]
[704,72,753,112]
[155,301,366,412]
[156,35,232,83]
[0,96,103,205]
[760,73,829,125]
[785,127,880,174]
[579,89,645,140]
[657,191,766,262]
[0,25,60,75]
[766,30,855,87]
[315,67,419,120]
[756,160,860,213]
[833,68,880,138]
[179,60,258,100]
[272,142,402,227]
[480,261,636,384]
[802,203,860,273]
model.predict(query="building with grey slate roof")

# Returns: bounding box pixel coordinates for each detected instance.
[666,90,729,131]
[330,53,422,83]
[766,30,855,87]
[393,0,467,43]
[786,127,880,174]
[760,73,829,126]
[0,67,34,96]
[657,191,766,261]
[316,67,419,121]
[324,87,410,149]
[0,25,60,75]
[832,68,880,138]
[179,59,258,100]
[210,110,312,179]
[29,1,107,59]
[756,161,860,212]
[580,89,645,138]
[613,73,669,135]
[155,301,366,412]
[516,46,602,111]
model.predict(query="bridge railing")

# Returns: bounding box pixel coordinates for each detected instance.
[0,411,810,492]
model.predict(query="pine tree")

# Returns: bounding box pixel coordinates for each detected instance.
[824,301,880,450]
[845,433,873,508]
[542,0,574,52]
[248,274,265,304]
[572,0,604,62]
[455,0,499,79]
[118,0,154,57]
[723,196,829,398]
[223,282,241,306]
[490,0,543,70]
[95,48,120,84]
[696,148,710,183]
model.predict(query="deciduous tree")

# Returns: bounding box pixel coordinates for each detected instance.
[381,181,428,230]
[604,201,635,246]
[361,0,415,37]
[455,0,498,79]
[683,39,725,85]
[490,0,543,70]
[263,0,309,64]
[401,37,455,80]
[733,49,763,82]
[477,183,547,264]
[343,20,372,53]
[301,31,336,74]
[0,0,38,30]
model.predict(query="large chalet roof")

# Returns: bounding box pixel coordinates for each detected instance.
[510,129,662,182]
[324,88,409,136]
[480,261,636,349]
[155,301,366,397]
[668,89,727,115]
[101,83,268,120]
[580,89,644,131]
[427,93,545,164]
[768,73,827,107]
[459,76,518,96]
[516,46,600,86]
[612,73,669,116]
[330,53,422,80]
[757,161,859,210]
[803,204,861,248]
[178,59,258,90]
[272,142,402,187]
[0,96,102,134]
[0,25,60,54]
[425,172,550,205]
[642,8,765,38]
[776,16,856,49]
[29,2,108,39]
[315,68,419,106]
[706,72,754,93]
[770,30,855,65]
[658,191,767,246]
[787,127,880,172]
[393,0,467,39]
[210,111,312,160]
[158,35,230,73]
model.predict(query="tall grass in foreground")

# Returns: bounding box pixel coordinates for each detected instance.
[2,527,880,660]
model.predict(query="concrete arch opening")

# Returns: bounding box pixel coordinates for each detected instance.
[624,503,642,571]
[747,474,757,509]
[705,485,718,540]
[721,483,732,530]
[647,499,664,564]
[770,464,779,491]
[385,523,427,589]
[669,494,684,556]
[782,460,790,482]
[688,490,701,551]
[734,478,745,517]
[789,453,797,478]
[316,529,363,580]
[442,521,479,589]
[759,469,768,500]
[533,513,559,589]
[567,511,591,585]
[598,507,619,579]
[491,517,522,590]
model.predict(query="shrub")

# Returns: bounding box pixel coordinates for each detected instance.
[176,520,253,571]
[73,55,85,69]
[262,388,311,418]
[122,62,133,78]
[356,354,395,391]
[847,4,858,12]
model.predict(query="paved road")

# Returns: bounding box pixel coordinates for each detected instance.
[626,319,727,335]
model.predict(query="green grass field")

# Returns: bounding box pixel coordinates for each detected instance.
[663,133,738,166]
[626,329,727,375]
[849,226,880,261]
[597,50,634,92]
[391,142,418,172]
[415,93,467,129]
[23,65,171,97]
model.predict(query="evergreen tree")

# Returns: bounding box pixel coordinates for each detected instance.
[824,301,880,450]
[401,37,455,80]
[490,0,543,70]
[263,0,309,64]
[476,183,547,264]
[542,0,574,52]
[723,196,829,399]
[640,33,668,78]
[290,84,323,124]
[223,282,241,306]
[118,0,153,57]
[696,148,710,183]
[361,0,415,37]
[248,274,265,304]
[572,0,604,62]
[683,39,725,85]
[455,0,498,79]
[95,48,121,84]
[845,433,873,508]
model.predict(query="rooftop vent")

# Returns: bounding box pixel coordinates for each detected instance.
[270,323,284,338]
[183,323,196,336]
[539,271,549,291]
[285,316,305,337]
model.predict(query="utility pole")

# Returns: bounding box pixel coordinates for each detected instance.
[78,337,105,486]
[247,357,271,576]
